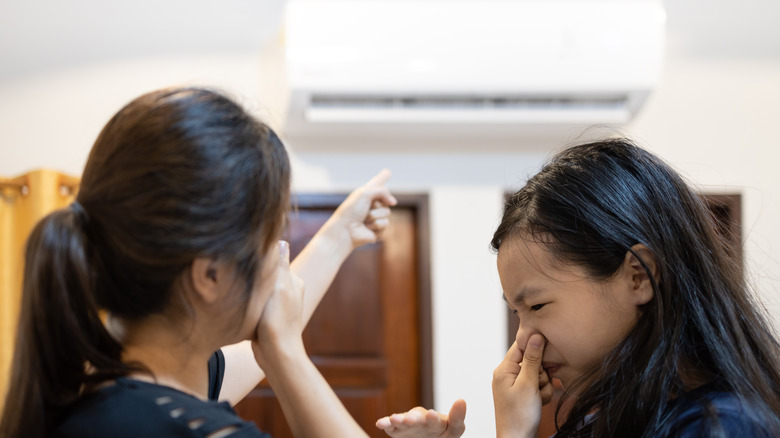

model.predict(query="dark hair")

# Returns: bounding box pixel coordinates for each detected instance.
[0,87,290,437]
[491,138,780,437]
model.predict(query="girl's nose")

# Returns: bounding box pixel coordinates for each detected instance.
[515,323,541,354]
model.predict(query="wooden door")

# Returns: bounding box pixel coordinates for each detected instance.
[235,194,432,437]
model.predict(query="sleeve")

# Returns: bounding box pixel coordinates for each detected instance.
[207,349,226,401]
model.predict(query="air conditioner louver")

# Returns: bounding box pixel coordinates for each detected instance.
[306,95,634,125]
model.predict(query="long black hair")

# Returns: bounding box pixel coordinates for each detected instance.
[491,138,780,437]
[0,87,291,438]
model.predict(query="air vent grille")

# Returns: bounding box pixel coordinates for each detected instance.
[310,95,628,111]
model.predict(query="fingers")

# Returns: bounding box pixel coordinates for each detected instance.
[274,240,302,303]
[402,407,436,427]
[537,366,555,405]
[375,406,451,437]
[335,170,396,249]
[448,399,467,437]
[506,340,524,364]
[253,240,305,366]
[516,334,545,386]
[367,205,391,222]
[364,168,392,189]
[539,377,555,405]
[538,366,549,388]
[492,338,547,437]
[365,203,392,232]
[277,240,290,274]
[363,186,398,208]
[375,416,391,429]
[494,341,523,381]
[361,169,397,207]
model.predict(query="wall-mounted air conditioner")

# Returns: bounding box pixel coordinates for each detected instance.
[283,0,666,139]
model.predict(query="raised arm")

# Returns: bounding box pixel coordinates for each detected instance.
[292,168,397,323]
[219,170,396,405]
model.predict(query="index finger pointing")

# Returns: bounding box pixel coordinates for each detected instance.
[363,169,392,189]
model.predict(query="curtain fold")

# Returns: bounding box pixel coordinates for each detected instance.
[0,169,78,411]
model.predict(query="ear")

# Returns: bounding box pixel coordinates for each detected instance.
[622,244,659,306]
[190,257,229,304]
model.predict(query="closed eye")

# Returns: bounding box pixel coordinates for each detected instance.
[530,303,546,311]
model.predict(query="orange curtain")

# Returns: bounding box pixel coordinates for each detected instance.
[0,169,78,412]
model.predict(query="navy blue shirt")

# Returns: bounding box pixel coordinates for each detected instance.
[655,384,773,437]
[552,384,775,437]
[51,351,270,438]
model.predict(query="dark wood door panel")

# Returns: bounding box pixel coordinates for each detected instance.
[235,194,431,438]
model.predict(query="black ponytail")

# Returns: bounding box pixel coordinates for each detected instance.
[0,207,132,437]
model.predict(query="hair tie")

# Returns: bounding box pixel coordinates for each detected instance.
[70,201,89,223]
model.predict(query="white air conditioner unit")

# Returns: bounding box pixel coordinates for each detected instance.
[283,0,666,139]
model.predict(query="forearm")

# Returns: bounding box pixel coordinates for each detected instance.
[291,217,353,323]
[495,423,537,438]
[219,341,265,405]
[262,342,368,438]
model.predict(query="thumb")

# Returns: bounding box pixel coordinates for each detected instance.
[517,334,545,384]
[274,240,293,293]
[277,240,290,270]
[447,399,467,437]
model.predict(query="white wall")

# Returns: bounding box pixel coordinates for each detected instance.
[2,1,780,437]
[630,55,780,319]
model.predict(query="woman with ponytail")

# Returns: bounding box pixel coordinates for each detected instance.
[0,87,395,438]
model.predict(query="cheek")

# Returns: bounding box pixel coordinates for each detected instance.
[562,314,635,370]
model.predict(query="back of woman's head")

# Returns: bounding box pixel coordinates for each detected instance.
[492,138,780,437]
[79,87,289,318]
[0,87,290,437]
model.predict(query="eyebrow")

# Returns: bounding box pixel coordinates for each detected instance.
[502,286,543,306]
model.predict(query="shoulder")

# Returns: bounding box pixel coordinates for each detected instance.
[51,378,270,438]
[661,385,774,437]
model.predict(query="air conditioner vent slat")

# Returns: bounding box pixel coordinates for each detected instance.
[310,95,628,111]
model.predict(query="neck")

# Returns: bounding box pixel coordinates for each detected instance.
[107,314,215,400]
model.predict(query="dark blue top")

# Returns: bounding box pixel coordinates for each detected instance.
[552,384,775,437]
[655,383,773,437]
[51,350,270,438]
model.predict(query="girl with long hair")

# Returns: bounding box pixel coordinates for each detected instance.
[377,138,780,437]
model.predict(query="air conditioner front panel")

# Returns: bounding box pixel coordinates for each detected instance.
[284,0,666,138]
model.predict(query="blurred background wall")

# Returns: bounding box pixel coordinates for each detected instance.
[1,0,779,435]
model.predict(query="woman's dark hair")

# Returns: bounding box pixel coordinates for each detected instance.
[491,138,780,437]
[0,87,290,437]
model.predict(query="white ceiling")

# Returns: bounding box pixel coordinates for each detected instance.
[0,0,778,82]
[0,0,286,80]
